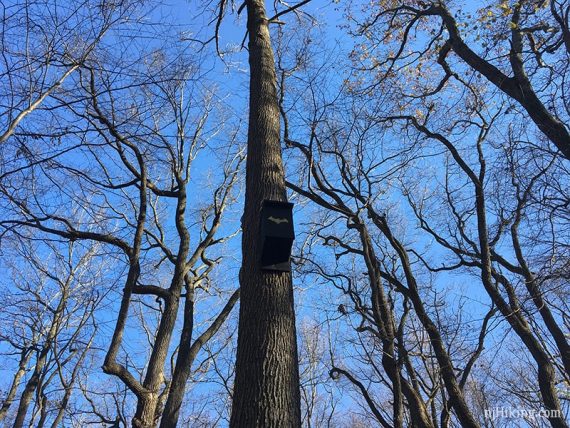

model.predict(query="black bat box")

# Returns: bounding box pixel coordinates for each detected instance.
[260,200,295,271]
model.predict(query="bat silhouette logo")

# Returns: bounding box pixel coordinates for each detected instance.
[268,216,289,225]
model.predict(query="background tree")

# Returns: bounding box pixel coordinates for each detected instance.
[0,240,101,427]
[350,0,570,159]
[0,0,139,150]
[1,11,244,426]
[276,2,569,425]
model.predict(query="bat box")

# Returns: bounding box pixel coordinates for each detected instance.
[260,199,295,271]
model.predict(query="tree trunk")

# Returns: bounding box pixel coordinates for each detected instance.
[160,288,239,427]
[230,0,301,426]
[133,392,159,428]
[358,225,432,428]
[13,292,67,428]
[0,348,31,422]
[158,288,195,428]
[364,211,480,428]
[13,350,46,428]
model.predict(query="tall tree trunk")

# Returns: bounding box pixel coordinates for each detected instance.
[0,348,31,422]
[12,349,47,428]
[132,179,189,428]
[230,0,301,426]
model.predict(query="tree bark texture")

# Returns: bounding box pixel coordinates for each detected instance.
[230,0,301,426]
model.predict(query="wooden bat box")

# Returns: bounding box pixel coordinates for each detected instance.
[260,200,295,271]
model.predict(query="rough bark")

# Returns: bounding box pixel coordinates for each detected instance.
[230,0,301,426]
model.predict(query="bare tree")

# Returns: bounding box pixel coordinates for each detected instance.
[276,18,568,424]
[350,0,570,160]
[0,0,139,146]
[0,240,101,427]
[1,28,244,426]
